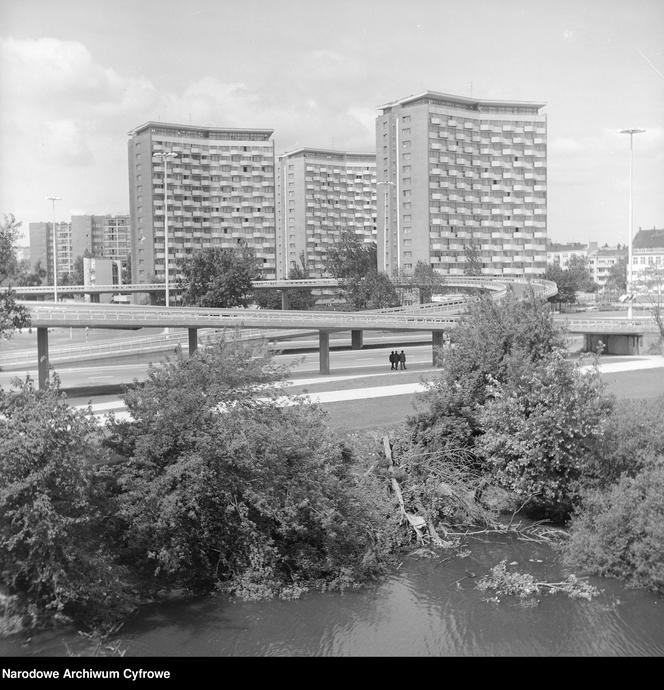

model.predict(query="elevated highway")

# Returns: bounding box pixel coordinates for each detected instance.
[11,276,558,388]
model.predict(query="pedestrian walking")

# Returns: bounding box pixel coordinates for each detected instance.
[389,351,396,370]
[399,350,407,370]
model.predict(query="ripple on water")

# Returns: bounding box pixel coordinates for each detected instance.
[1,538,663,657]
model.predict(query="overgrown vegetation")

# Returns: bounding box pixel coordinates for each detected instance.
[0,376,133,630]
[2,273,663,638]
[0,213,31,338]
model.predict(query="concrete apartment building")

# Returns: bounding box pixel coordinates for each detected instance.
[29,215,130,284]
[275,148,376,278]
[29,220,86,283]
[376,91,547,277]
[72,215,131,265]
[127,122,277,285]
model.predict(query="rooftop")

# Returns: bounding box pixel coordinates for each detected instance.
[128,121,274,139]
[633,228,664,249]
[377,90,546,114]
[278,147,375,161]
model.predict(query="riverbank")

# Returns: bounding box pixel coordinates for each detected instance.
[2,532,662,657]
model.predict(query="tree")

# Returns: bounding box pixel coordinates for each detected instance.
[477,350,613,518]
[567,254,599,293]
[61,255,85,286]
[122,253,132,285]
[545,256,598,310]
[13,259,46,287]
[326,231,399,310]
[0,375,132,628]
[286,262,316,310]
[178,243,262,308]
[544,263,578,308]
[411,260,445,303]
[253,260,316,311]
[605,258,627,293]
[0,214,30,338]
[463,242,483,276]
[107,338,398,598]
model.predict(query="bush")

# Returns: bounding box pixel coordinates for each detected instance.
[586,395,664,488]
[563,458,664,593]
[0,376,131,630]
[109,339,400,598]
[408,291,565,455]
[477,350,613,519]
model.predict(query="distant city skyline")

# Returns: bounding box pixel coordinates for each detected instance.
[1,0,662,247]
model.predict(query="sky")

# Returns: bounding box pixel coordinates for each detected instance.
[0,0,662,246]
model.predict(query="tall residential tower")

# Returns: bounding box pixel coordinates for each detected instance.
[127,122,277,284]
[275,148,376,278]
[376,91,547,277]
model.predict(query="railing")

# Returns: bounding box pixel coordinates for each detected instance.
[0,327,319,367]
[1,275,559,299]
[564,318,659,333]
[19,301,462,331]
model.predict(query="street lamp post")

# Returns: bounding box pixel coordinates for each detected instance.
[619,128,645,319]
[152,151,178,307]
[377,181,395,274]
[46,196,61,301]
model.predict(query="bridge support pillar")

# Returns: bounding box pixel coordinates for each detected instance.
[188,328,198,356]
[281,291,289,311]
[37,327,49,390]
[432,330,445,366]
[351,329,364,349]
[319,330,330,375]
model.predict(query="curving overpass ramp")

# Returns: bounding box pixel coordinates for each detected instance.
[15,276,558,388]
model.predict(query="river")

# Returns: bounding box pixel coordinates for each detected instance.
[2,534,663,657]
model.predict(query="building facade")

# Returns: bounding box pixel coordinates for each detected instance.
[72,215,131,265]
[376,91,547,277]
[546,241,588,268]
[127,122,277,285]
[275,148,376,278]
[632,227,664,285]
[547,240,627,288]
[28,221,83,284]
[29,215,130,284]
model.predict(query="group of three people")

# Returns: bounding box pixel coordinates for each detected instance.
[389,350,407,371]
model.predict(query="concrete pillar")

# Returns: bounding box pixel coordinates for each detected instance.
[351,329,364,349]
[188,328,198,356]
[281,290,290,311]
[37,327,49,390]
[319,330,330,375]
[432,330,445,366]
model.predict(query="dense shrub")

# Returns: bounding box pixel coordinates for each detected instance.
[586,395,664,488]
[408,291,565,455]
[108,339,400,599]
[477,350,613,519]
[0,376,131,630]
[563,458,664,593]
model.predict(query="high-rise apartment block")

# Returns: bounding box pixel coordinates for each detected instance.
[275,148,376,278]
[29,215,130,284]
[29,221,74,284]
[72,215,131,265]
[376,91,547,277]
[127,122,277,284]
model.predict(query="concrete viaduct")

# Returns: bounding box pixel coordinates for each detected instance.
[9,276,563,389]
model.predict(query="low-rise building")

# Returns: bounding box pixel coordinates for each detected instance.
[632,227,664,278]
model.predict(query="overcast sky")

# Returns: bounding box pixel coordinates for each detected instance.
[1,0,662,246]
